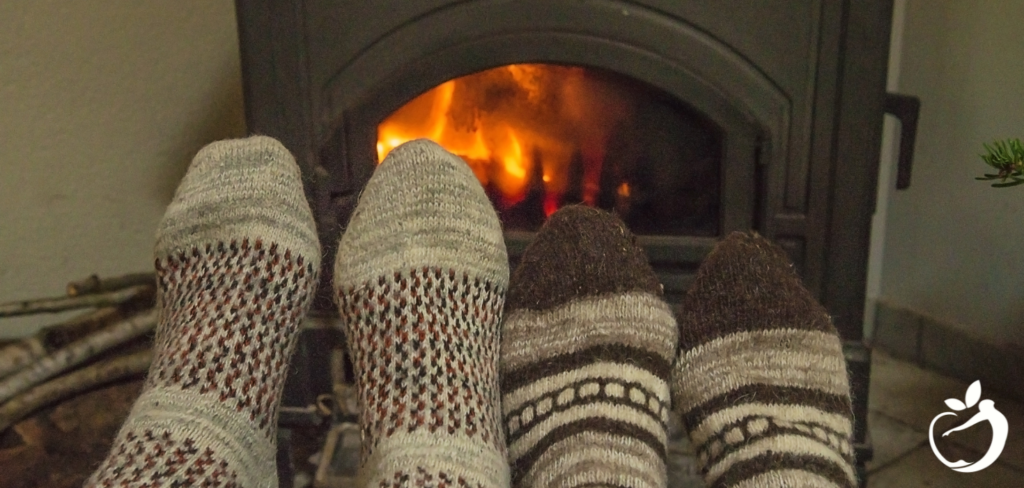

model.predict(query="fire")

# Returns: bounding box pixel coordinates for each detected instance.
[377,64,634,216]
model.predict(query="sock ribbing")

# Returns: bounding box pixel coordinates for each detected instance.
[86,136,321,488]
[334,139,510,488]
[672,231,856,488]
[501,206,677,488]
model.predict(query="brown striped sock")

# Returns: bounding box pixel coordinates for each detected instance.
[500,205,678,488]
[671,231,856,488]
[334,140,510,488]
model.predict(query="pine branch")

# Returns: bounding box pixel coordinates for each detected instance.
[976,138,1024,187]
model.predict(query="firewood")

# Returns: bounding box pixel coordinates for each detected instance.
[0,284,152,318]
[0,338,45,383]
[0,309,156,404]
[0,308,122,380]
[0,349,152,433]
[66,272,155,297]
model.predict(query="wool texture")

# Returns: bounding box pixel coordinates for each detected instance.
[86,136,321,488]
[334,139,510,488]
[501,205,678,488]
[672,231,856,488]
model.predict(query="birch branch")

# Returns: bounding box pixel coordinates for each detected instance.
[0,309,157,404]
[0,339,46,383]
[66,272,155,297]
[0,284,152,318]
[0,349,152,433]
[0,307,122,380]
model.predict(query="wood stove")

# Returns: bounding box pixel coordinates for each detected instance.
[234,0,898,484]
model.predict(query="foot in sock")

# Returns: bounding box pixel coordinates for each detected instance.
[86,136,322,487]
[500,205,678,488]
[672,232,856,488]
[334,139,510,488]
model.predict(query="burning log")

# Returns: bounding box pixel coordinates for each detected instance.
[0,309,157,404]
[0,349,152,433]
[0,284,153,318]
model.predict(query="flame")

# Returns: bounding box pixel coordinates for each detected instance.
[377,64,634,215]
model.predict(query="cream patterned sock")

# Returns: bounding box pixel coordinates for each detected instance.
[671,232,856,488]
[334,139,510,488]
[500,205,678,488]
[86,136,321,488]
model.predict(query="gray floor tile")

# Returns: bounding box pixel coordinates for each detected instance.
[869,350,1024,471]
[866,349,1024,487]
[866,445,1022,488]
[866,410,926,473]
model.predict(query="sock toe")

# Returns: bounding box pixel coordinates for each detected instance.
[677,231,835,350]
[156,135,320,263]
[334,138,508,290]
[506,205,662,311]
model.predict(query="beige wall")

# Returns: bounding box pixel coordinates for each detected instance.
[0,1,246,337]
[878,0,1024,347]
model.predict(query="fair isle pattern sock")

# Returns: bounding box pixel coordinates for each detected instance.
[334,139,510,488]
[672,232,856,488]
[500,206,678,488]
[86,136,321,488]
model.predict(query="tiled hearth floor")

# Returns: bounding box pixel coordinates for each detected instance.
[862,350,1023,487]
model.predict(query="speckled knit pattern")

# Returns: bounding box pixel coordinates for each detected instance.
[672,232,856,488]
[334,139,510,488]
[86,136,321,488]
[501,206,678,488]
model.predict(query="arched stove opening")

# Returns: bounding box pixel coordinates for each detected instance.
[375,63,722,236]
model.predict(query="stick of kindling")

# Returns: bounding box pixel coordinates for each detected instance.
[66,272,155,297]
[0,338,45,383]
[0,307,122,380]
[0,349,153,433]
[0,284,152,318]
[0,309,157,404]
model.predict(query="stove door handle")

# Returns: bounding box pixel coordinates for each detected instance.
[884,93,921,190]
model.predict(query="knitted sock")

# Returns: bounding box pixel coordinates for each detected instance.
[500,205,678,488]
[334,139,510,488]
[86,136,321,488]
[672,232,856,488]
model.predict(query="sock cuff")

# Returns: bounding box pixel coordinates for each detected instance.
[358,432,510,488]
[111,388,279,488]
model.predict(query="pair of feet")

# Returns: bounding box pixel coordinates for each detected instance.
[86,137,856,488]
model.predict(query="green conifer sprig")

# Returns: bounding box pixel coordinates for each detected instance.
[976,138,1024,188]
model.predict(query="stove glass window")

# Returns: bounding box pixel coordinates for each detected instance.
[377,64,722,236]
